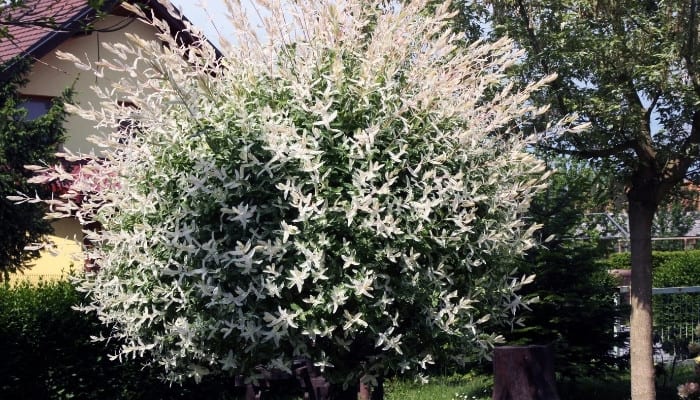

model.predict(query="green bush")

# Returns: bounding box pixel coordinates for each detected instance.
[602,250,700,287]
[0,279,103,399]
[652,251,700,287]
[602,252,632,272]
[0,279,241,400]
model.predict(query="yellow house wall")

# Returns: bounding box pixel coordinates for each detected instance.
[8,219,84,284]
[21,13,159,153]
[10,9,163,283]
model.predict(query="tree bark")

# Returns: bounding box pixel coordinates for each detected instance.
[359,377,384,400]
[628,190,658,400]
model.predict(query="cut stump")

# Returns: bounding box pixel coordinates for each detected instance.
[492,345,560,400]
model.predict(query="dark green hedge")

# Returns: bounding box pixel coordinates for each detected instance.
[603,250,700,287]
[0,279,240,400]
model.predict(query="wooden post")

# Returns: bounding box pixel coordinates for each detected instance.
[492,345,560,400]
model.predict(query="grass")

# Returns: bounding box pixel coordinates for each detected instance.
[384,373,492,400]
[383,362,699,400]
[556,362,697,400]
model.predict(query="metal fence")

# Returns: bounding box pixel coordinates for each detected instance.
[618,286,700,360]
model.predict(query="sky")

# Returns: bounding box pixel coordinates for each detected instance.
[169,0,238,48]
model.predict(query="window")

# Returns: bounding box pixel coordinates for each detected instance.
[20,96,53,121]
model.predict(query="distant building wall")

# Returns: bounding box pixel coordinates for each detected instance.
[9,10,162,282]
[21,14,158,152]
[8,218,83,284]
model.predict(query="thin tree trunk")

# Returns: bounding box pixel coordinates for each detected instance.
[628,198,657,400]
[359,377,384,400]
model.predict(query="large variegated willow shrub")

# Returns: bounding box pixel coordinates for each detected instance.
[16,0,575,385]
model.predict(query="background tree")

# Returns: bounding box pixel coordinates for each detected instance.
[652,188,699,250]
[507,159,628,382]
[18,0,577,392]
[0,58,71,280]
[449,1,700,398]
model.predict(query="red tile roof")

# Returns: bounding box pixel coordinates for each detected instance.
[0,0,219,75]
[0,0,93,64]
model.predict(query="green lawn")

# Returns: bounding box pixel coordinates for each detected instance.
[383,363,698,400]
[384,373,492,400]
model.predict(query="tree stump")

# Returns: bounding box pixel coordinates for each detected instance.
[492,345,560,400]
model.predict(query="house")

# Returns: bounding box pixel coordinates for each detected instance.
[0,0,206,282]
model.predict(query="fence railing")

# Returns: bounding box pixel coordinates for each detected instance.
[618,286,700,359]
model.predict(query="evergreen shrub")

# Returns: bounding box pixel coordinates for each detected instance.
[0,279,239,400]
[603,250,700,287]
[506,163,627,380]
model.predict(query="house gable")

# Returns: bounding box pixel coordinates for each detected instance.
[1,0,202,152]
[1,0,212,283]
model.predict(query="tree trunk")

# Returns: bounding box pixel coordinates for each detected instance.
[628,194,657,400]
[359,377,384,400]
[492,345,560,400]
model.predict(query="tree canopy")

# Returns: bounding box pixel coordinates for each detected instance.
[17,0,577,387]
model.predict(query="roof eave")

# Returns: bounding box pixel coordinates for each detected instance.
[1,4,97,76]
[1,0,222,78]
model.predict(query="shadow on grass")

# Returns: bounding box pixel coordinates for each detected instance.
[385,363,698,400]
[562,364,698,400]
